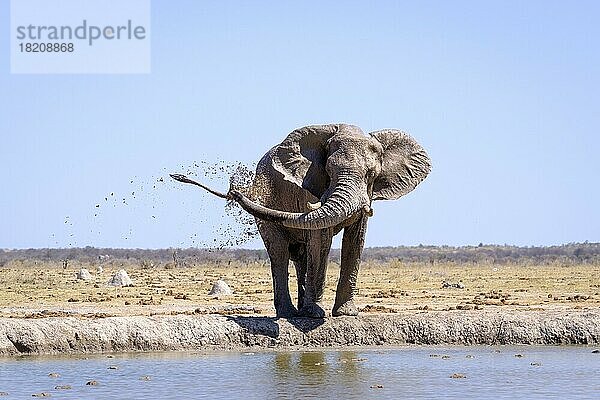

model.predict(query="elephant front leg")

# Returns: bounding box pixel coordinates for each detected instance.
[332,214,368,316]
[259,225,297,318]
[271,259,297,318]
[298,229,332,318]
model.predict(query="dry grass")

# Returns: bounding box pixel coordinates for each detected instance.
[0,260,598,317]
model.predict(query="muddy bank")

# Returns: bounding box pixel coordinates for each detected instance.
[1,310,598,356]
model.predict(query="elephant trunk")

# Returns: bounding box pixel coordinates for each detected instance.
[232,177,367,230]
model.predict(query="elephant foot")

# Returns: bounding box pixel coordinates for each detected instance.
[298,303,325,319]
[275,302,298,319]
[332,300,358,317]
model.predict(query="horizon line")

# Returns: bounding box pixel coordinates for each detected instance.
[2,241,598,252]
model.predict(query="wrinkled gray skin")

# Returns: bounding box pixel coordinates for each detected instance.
[226,124,431,318]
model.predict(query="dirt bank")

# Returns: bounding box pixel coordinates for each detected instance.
[1,310,598,356]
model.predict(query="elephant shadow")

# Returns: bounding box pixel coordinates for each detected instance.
[287,316,326,333]
[226,316,280,338]
[226,315,326,338]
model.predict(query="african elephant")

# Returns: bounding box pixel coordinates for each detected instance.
[174,124,431,318]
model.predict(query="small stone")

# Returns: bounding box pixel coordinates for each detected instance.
[370,384,384,389]
[530,362,542,367]
[592,349,599,354]
[107,366,118,370]
[0,392,8,396]
[96,266,103,273]
[450,373,467,379]
[32,393,51,397]
[441,355,450,359]
[139,376,151,381]
[465,355,474,359]
[515,354,524,358]
[107,269,133,287]
[208,279,233,296]
[48,372,60,378]
[54,385,71,390]
[86,380,99,386]
[76,269,92,280]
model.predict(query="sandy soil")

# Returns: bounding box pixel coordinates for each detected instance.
[1,261,597,318]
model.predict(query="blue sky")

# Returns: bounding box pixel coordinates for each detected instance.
[1,0,598,249]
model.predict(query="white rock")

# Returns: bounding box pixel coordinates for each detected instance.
[107,269,133,287]
[96,266,103,273]
[209,279,232,296]
[76,269,92,280]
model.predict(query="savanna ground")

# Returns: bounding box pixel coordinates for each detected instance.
[0,259,598,318]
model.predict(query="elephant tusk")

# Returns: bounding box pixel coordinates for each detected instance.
[306,201,321,211]
[362,204,374,217]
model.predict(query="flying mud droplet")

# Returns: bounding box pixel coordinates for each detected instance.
[81,159,262,248]
[211,162,260,249]
[165,159,262,249]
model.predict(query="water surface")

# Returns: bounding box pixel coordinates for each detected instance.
[0,346,598,399]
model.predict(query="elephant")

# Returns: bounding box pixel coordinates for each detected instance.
[172,124,431,318]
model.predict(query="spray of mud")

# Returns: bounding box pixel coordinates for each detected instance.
[220,163,261,248]
[165,160,261,248]
[52,160,261,250]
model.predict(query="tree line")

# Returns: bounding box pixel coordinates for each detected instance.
[1,242,598,267]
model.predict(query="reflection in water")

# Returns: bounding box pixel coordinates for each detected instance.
[338,351,360,377]
[270,350,367,398]
[273,351,363,378]
[337,351,366,394]
[274,352,292,378]
[0,347,598,399]
[298,351,327,381]
[272,351,330,388]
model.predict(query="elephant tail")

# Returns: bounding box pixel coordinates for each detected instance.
[169,174,229,199]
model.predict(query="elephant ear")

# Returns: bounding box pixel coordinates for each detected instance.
[272,124,342,199]
[370,129,431,200]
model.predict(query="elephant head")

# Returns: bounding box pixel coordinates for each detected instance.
[230,124,431,229]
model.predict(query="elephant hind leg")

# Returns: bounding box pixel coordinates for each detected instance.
[293,259,306,311]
